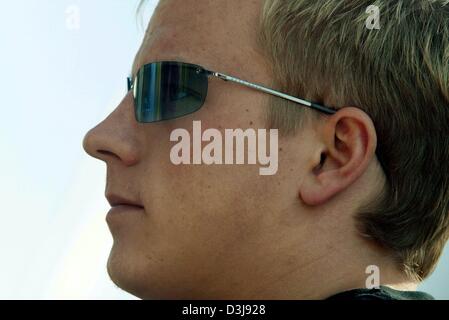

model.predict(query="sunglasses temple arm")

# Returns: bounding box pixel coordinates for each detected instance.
[207,71,336,115]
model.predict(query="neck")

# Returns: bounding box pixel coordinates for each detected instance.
[244,232,417,299]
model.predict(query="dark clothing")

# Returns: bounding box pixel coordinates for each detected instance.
[326,286,434,300]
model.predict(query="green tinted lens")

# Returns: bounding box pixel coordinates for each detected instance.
[132,61,208,123]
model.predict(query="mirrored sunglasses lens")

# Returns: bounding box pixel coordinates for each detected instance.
[133,62,208,123]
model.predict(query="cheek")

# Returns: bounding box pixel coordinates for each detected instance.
[138,153,284,268]
[145,164,262,244]
[137,91,280,247]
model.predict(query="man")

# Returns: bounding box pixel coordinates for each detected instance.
[83,0,448,299]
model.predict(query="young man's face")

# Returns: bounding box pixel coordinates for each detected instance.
[83,0,317,299]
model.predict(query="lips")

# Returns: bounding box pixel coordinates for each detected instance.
[106,193,144,209]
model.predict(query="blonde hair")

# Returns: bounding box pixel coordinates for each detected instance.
[259,0,449,280]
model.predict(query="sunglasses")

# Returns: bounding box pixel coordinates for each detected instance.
[127,61,337,123]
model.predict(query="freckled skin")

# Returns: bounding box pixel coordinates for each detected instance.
[83,0,415,299]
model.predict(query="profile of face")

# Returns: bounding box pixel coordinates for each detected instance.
[83,0,385,299]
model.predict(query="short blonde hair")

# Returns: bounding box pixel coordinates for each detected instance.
[259,0,449,280]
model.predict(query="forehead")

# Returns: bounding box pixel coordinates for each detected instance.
[132,0,263,77]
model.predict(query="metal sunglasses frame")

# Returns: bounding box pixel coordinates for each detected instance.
[127,61,337,116]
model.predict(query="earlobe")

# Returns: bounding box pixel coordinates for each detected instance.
[299,107,377,206]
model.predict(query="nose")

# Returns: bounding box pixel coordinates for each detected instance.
[83,93,141,166]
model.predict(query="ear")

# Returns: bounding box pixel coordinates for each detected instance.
[299,107,378,206]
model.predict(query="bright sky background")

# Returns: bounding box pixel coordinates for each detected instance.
[0,0,448,300]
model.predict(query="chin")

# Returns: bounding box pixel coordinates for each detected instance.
[106,243,220,300]
[106,243,152,299]
[106,242,184,300]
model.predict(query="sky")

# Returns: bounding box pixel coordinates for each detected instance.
[0,0,448,299]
